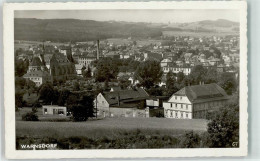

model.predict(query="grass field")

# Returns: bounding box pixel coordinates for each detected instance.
[16,117,207,139]
[16,108,208,149]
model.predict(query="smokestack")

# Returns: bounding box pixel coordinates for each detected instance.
[97,40,100,60]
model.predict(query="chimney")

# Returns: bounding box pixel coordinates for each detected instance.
[97,40,100,60]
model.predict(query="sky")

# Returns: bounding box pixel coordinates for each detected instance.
[15,10,240,23]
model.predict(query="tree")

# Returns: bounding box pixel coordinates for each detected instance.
[15,92,24,108]
[147,86,163,96]
[176,72,185,83]
[38,83,55,104]
[95,58,119,82]
[218,72,237,95]
[205,68,218,84]
[207,101,239,148]
[166,71,178,96]
[58,89,71,106]
[82,66,92,79]
[15,58,29,77]
[79,95,94,118]
[69,94,94,121]
[134,60,163,89]
[189,65,208,85]
[73,81,80,91]
[66,94,79,108]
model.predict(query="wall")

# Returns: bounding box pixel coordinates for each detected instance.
[94,93,110,117]
[109,107,149,118]
[42,105,67,115]
[163,95,192,119]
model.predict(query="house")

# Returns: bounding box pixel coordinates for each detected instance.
[163,83,229,119]
[75,64,84,76]
[94,88,150,118]
[162,64,191,75]
[23,70,51,87]
[160,58,172,67]
[23,56,51,86]
[78,52,97,68]
[42,105,67,116]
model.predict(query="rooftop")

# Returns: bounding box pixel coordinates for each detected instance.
[172,83,229,103]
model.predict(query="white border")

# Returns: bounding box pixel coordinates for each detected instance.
[3,1,248,159]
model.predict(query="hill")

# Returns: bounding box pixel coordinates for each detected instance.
[14,18,162,42]
[14,18,239,42]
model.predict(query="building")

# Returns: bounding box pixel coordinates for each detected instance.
[94,88,150,118]
[78,52,97,68]
[23,70,51,87]
[162,65,191,75]
[160,58,172,67]
[23,56,51,86]
[42,105,67,115]
[163,83,229,119]
[49,52,77,82]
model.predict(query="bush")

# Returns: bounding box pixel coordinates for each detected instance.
[22,112,39,121]
[180,131,201,148]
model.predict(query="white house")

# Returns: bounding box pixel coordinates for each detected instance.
[42,105,67,116]
[163,83,229,119]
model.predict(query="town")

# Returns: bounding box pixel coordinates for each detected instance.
[15,34,239,121]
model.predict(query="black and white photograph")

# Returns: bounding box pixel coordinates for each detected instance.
[3,1,248,159]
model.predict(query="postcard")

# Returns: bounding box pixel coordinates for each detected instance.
[3,1,247,159]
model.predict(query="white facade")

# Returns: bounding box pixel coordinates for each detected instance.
[42,105,67,115]
[163,66,191,75]
[78,57,96,67]
[94,93,110,117]
[163,95,192,119]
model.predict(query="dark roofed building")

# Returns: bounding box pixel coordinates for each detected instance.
[163,83,229,119]
[50,52,77,82]
[94,88,150,118]
[23,70,51,87]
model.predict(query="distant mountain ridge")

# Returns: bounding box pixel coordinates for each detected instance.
[14,18,239,42]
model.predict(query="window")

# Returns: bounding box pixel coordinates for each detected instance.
[175,104,177,108]
[58,109,64,115]
[175,112,178,117]
[181,104,183,109]
[175,96,177,100]
[181,112,183,118]
[186,113,189,118]
[171,103,172,108]
[186,105,188,110]
[170,111,173,117]
[180,96,182,100]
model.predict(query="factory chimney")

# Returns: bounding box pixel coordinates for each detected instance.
[97,40,100,60]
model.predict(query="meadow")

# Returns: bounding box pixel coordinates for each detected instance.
[16,107,208,149]
[16,117,207,139]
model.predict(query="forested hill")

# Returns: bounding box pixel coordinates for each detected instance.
[14,18,163,42]
[14,18,239,42]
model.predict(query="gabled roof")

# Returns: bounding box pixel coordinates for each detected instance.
[102,88,149,106]
[23,70,50,77]
[172,83,229,103]
[30,56,44,66]
[51,53,70,63]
